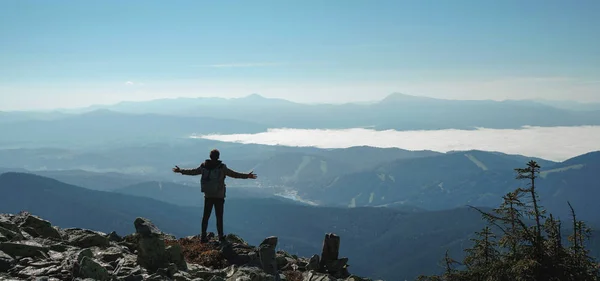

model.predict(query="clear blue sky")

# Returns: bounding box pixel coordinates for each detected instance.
[1,0,599,110]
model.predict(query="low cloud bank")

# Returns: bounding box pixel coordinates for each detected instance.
[192,126,600,162]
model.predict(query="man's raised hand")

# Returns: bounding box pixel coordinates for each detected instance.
[172,165,181,173]
[248,171,257,179]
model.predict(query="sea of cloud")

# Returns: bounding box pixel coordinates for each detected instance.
[192,125,600,162]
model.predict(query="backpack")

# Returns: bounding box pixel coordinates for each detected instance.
[200,164,223,194]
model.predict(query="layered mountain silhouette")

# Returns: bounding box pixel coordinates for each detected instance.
[296,150,600,222]
[2,94,600,142]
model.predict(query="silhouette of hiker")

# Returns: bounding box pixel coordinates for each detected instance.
[173,149,257,243]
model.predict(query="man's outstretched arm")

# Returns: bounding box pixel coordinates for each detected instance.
[225,166,257,179]
[173,164,203,176]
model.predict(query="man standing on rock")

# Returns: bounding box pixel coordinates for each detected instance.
[172,149,257,243]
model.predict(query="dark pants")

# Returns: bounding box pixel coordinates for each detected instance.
[201,197,225,238]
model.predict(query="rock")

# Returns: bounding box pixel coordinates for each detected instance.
[209,276,227,281]
[107,231,123,242]
[97,246,126,263]
[0,250,14,272]
[134,218,162,237]
[319,234,339,272]
[258,236,278,275]
[303,271,336,281]
[276,256,290,269]
[136,232,168,272]
[225,265,276,281]
[49,243,70,252]
[224,234,248,246]
[0,226,24,241]
[64,228,110,248]
[173,271,193,281]
[187,263,227,280]
[166,244,187,270]
[0,241,48,258]
[326,258,350,279]
[77,256,110,281]
[306,255,320,271]
[17,264,62,278]
[113,255,140,275]
[0,215,19,232]
[19,215,62,240]
[77,248,93,263]
[155,262,178,278]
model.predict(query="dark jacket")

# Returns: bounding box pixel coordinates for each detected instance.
[179,159,250,199]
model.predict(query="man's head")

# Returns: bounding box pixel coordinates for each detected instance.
[210,149,220,160]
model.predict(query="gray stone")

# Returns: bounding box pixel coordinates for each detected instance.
[0,241,48,258]
[17,264,62,278]
[174,271,193,281]
[306,255,320,271]
[0,226,24,241]
[78,256,109,281]
[225,265,276,281]
[48,243,70,252]
[0,215,18,232]
[136,234,167,272]
[187,263,226,280]
[97,246,125,263]
[77,248,93,263]
[19,215,62,240]
[134,218,162,237]
[303,271,335,281]
[0,250,14,272]
[166,244,187,270]
[107,231,123,242]
[64,228,110,248]
[258,236,278,275]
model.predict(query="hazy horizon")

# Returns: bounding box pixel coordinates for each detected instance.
[2,92,600,112]
[193,125,600,162]
[2,1,600,110]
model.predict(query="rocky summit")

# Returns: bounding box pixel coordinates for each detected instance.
[0,211,377,281]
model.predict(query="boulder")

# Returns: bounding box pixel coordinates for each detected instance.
[64,228,110,248]
[0,215,19,232]
[225,265,276,281]
[107,231,123,242]
[258,237,278,275]
[0,250,14,272]
[19,215,62,240]
[306,255,320,271]
[186,263,227,280]
[166,244,187,270]
[97,246,126,263]
[16,264,63,278]
[303,271,336,281]
[0,241,48,258]
[136,231,168,272]
[77,256,110,281]
[134,218,162,237]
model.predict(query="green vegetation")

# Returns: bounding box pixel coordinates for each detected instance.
[417,161,600,281]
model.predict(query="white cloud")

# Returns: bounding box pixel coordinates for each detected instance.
[192,126,600,162]
[124,81,144,86]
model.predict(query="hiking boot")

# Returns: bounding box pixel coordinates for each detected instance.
[218,235,227,243]
[200,235,209,243]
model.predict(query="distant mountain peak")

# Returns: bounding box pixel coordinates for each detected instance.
[243,93,266,99]
[379,92,438,103]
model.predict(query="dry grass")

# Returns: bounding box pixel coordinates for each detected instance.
[165,236,229,269]
[283,270,303,281]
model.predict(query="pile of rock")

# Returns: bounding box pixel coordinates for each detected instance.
[0,211,377,281]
